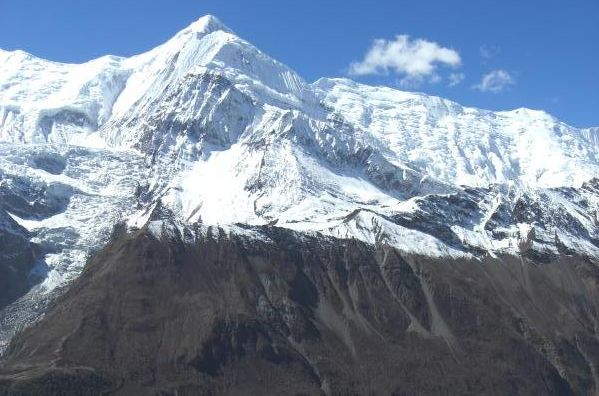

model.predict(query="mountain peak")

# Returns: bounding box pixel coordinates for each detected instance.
[185,14,232,35]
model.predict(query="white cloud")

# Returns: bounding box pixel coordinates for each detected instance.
[349,35,461,86]
[397,75,425,89]
[448,72,465,87]
[479,45,500,60]
[474,70,515,93]
[399,73,443,89]
[429,73,442,84]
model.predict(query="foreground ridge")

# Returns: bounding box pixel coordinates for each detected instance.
[1,222,598,395]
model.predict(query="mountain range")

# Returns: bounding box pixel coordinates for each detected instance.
[0,16,598,395]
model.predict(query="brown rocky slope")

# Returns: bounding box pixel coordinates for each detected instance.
[1,220,599,395]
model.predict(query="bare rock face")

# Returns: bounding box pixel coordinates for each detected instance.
[517,225,536,253]
[1,222,599,395]
[0,209,36,310]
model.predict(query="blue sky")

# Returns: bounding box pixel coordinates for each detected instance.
[1,0,597,127]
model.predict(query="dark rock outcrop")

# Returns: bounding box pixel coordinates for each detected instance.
[0,210,36,310]
[0,173,73,220]
[1,222,599,395]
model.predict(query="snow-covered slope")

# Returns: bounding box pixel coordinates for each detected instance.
[0,143,145,346]
[0,49,128,145]
[2,15,597,187]
[0,15,598,305]
[313,78,599,188]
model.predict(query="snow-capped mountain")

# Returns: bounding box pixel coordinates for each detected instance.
[0,15,598,345]
[2,14,599,395]
[1,16,598,184]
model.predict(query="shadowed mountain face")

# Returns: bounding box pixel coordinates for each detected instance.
[1,222,598,395]
[0,209,35,311]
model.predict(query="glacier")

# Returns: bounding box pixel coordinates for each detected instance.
[0,15,598,346]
